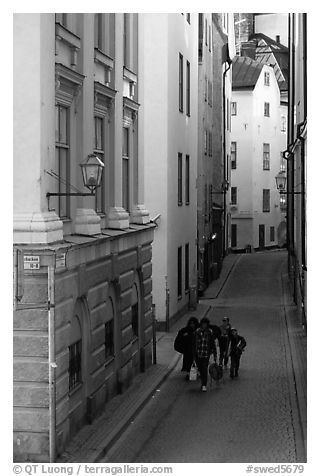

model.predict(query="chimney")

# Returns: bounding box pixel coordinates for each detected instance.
[276,35,280,43]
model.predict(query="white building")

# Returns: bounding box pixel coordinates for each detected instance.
[230,56,287,251]
[142,13,198,328]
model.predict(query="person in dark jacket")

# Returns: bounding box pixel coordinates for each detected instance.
[193,317,217,392]
[228,328,246,379]
[174,317,199,378]
[218,317,232,367]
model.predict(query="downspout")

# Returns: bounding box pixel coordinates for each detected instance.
[222,59,231,256]
[48,264,57,462]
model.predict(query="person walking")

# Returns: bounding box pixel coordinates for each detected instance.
[193,317,217,392]
[218,317,232,368]
[174,317,199,379]
[228,328,246,379]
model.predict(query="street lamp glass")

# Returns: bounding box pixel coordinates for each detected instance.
[80,154,104,192]
[275,171,287,191]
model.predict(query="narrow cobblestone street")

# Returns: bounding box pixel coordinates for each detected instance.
[102,251,305,463]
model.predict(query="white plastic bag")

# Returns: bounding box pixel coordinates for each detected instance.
[189,362,198,381]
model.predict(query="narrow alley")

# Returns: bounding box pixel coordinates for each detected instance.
[101,251,305,463]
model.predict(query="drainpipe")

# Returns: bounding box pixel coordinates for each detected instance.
[222,58,232,256]
[48,264,57,462]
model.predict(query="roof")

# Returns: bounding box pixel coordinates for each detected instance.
[232,55,264,90]
[243,33,289,91]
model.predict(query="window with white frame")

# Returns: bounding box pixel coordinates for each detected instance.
[263,143,270,170]
[179,53,184,112]
[94,13,104,50]
[264,102,270,117]
[186,60,190,116]
[55,104,70,219]
[264,71,270,86]
[231,101,237,116]
[185,155,190,205]
[178,152,183,206]
[281,115,287,132]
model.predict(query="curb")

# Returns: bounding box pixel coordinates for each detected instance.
[200,254,242,300]
[92,352,182,462]
[280,268,307,461]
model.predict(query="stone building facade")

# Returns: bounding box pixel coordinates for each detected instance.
[13,13,154,462]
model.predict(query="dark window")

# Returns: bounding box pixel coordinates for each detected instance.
[56,13,68,27]
[209,25,211,52]
[281,115,286,132]
[264,102,270,117]
[204,129,207,155]
[185,155,190,205]
[263,189,270,212]
[122,127,130,211]
[270,226,275,242]
[55,104,70,219]
[185,243,189,291]
[131,302,138,337]
[123,13,129,66]
[264,72,270,86]
[186,61,190,116]
[231,187,237,205]
[179,53,184,112]
[178,246,182,298]
[205,18,208,45]
[105,320,114,360]
[94,116,105,213]
[263,143,270,170]
[69,340,82,391]
[186,13,191,23]
[198,14,203,62]
[178,153,183,205]
[231,102,237,116]
[231,142,237,169]
[231,224,237,248]
[94,13,103,50]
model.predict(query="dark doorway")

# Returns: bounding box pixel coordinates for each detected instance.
[231,224,237,248]
[259,224,265,249]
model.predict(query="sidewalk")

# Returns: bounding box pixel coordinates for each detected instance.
[200,252,241,299]
[281,269,307,457]
[57,303,211,463]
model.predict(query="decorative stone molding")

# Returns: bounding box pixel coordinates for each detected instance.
[55,23,81,66]
[123,97,140,125]
[94,81,116,120]
[108,207,130,229]
[74,208,102,235]
[13,211,64,244]
[130,205,150,225]
[55,63,85,108]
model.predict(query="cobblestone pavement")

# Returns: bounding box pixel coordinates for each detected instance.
[102,252,305,463]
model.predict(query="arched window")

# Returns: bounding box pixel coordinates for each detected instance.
[69,315,82,392]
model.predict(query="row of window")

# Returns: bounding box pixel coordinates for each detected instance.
[231,101,274,118]
[179,54,191,115]
[177,243,190,299]
[178,153,190,206]
[231,142,286,171]
[231,187,271,213]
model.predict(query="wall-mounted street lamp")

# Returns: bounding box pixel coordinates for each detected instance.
[275,171,302,195]
[46,154,104,199]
